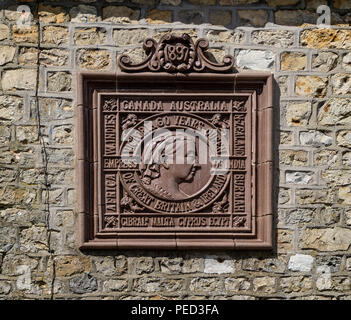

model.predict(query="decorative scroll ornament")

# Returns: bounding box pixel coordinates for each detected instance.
[118,33,234,73]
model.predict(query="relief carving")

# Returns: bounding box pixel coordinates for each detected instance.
[118,33,234,73]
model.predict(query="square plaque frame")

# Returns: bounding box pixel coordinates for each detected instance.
[77,71,273,250]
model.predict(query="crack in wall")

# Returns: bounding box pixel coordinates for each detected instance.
[33,1,56,300]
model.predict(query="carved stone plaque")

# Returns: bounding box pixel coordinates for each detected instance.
[77,34,273,250]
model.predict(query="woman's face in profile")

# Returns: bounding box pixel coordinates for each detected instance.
[165,142,198,183]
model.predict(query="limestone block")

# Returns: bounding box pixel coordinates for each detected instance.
[337,130,351,148]
[279,150,308,166]
[74,28,106,45]
[251,30,295,47]
[102,6,140,24]
[301,227,351,251]
[206,30,244,43]
[69,273,98,294]
[12,26,38,44]
[236,50,274,70]
[237,10,268,27]
[312,52,338,72]
[39,49,69,67]
[55,256,91,277]
[281,52,306,71]
[318,98,351,125]
[296,76,328,97]
[146,9,172,24]
[18,47,38,66]
[301,29,351,49]
[288,254,314,272]
[38,4,69,23]
[280,276,313,293]
[0,24,10,41]
[342,52,351,72]
[47,72,72,92]
[0,46,16,66]
[1,69,37,91]
[225,278,251,292]
[253,277,276,294]
[103,279,128,292]
[286,171,314,184]
[70,5,97,23]
[113,29,148,46]
[331,74,351,95]
[300,130,332,147]
[43,26,69,45]
[179,10,204,24]
[0,95,24,123]
[204,255,235,274]
[286,101,311,126]
[77,49,111,70]
[209,10,232,26]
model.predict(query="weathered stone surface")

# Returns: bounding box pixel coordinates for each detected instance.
[55,256,91,277]
[253,277,276,294]
[236,50,274,70]
[277,229,294,251]
[0,95,24,123]
[52,125,73,145]
[0,24,10,41]
[280,150,308,166]
[39,49,69,67]
[0,46,16,66]
[331,74,351,95]
[316,255,342,273]
[179,10,204,24]
[12,25,38,44]
[69,273,98,294]
[189,277,223,293]
[47,72,72,92]
[306,0,328,9]
[286,171,314,184]
[134,277,184,293]
[74,28,106,45]
[275,10,318,26]
[131,0,157,5]
[342,52,351,72]
[2,69,37,91]
[312,52,338,72]
[237,10,268,27]
[204,256,235,274]
[316,266,332,291]
[159,257,182,274]
[288,254,314,272]
[314,150,338,166]
[135,257,154,275]
[16,126,38,143]
[286,101,311,126]
[278,188,291,204]
[301,29,351,49]
[19,226,47,253]
[337,130,351,148]
[43,26,69,45]
[295,189,334,205]
[278,76,288,97]
[296,76,328,97]
[0,281,11,295]
[206,30,244,44]
[209,10,232,26]
[301,227,351,251]
[225,278,250,292]
[322,170,351,186]
[279,208,314,225]
[281,52,306,71]
[318,98,351,125]
[70,5,97,23]
[343,152,351,166]
[102,6,140,24]
[300,130,333,147]
[103,279,128,292]
[251,30,295,47]
[77,49,111,70]
[280,276,313,293]
[37,98,73,121]
[113,29,148,46]
[38,4,69,23]
[146,9,172,24]
[18,47,38,66]
[339,185,351,204]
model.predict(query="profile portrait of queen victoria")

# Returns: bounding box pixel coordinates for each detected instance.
[139,132,201,200]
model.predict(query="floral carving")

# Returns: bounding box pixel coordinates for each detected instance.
[233,216,246,228]
[118,33,234,73]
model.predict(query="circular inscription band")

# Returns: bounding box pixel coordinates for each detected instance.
[119,113,230,214]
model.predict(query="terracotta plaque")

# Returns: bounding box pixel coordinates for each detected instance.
[77,34,273,249]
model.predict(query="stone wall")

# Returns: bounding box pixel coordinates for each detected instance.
[0,0,351,300]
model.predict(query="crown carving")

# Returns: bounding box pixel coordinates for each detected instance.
[118,33,234,73]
